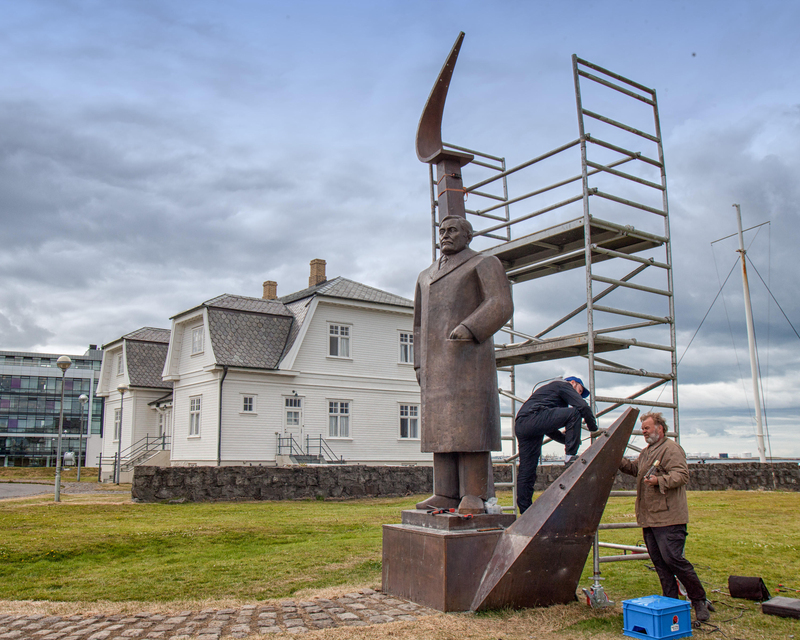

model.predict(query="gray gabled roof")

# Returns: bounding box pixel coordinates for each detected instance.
[123,327,171,343]
[204,294,294,317]
[117,328,173,390]
[126,341,172,390]
[207,308,293,369]
[168,278,410,372]
[170,293,293,320]
[281,298,313,358]
[279,276,413,308]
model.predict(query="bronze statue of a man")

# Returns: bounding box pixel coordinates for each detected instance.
[413,215,514,514]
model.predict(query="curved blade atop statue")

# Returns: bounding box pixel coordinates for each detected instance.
[415,31,465,164]
[415,32,474,220]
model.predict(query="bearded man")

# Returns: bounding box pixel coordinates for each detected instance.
[619,412,711,623]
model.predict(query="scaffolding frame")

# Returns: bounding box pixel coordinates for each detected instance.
[425,57,679,583]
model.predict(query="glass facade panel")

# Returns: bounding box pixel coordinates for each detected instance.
[0,352,104,466]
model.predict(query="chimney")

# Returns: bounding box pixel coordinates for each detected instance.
[262,280,278,300]
[309,259,327,287]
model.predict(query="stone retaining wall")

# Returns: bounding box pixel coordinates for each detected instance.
[132,464,433,503]
[514,461,800,493]
[132,462,799,503]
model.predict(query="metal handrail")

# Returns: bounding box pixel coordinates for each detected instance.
[305,435,345,464]
[276,434,305,457]
[276,434,345,464]
[97,434,170,479]
[99,434,169,471]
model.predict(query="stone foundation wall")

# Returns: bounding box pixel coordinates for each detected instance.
[498,461,800,493]
[132,462,798,503]
[132,464,433,503]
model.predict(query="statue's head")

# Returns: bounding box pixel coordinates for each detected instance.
[439,216,473,255]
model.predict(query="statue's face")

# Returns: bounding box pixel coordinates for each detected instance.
[439,219,470,255]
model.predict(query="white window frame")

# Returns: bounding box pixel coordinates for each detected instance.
[399,331,414,364]
[241,394,256,414]
[327,323,351,359]
[399,404,419,440]
[328,400,351,438]
[189,396,201,437]
[116,352,124,376]
[191,326,204,355]
[113,408,121,441]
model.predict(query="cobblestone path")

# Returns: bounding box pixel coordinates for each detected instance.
[0,589,436,639]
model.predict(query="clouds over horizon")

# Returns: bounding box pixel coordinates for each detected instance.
[1,0,798,455]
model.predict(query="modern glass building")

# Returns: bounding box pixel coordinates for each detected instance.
[0,346,104,467]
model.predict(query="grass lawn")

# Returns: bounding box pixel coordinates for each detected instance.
[0,466,103,483]
[0,482,797,639]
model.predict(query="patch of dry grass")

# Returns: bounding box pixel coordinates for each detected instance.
[0,467,100,482]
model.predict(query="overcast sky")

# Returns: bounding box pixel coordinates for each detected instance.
[2,0,798,456]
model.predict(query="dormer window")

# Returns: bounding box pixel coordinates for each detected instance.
[191,326,204,355]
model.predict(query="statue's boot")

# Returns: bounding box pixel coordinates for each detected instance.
[457,494,485,514]
[416,494,460,510]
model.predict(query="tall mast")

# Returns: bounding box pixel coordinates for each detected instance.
[734,203,766,462]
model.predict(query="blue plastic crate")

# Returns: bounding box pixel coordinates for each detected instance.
[623,595,692,640]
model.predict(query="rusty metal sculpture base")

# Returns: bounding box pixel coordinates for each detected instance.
[382,408,638,612]
[382,511,515,612]
[470,407,639,611]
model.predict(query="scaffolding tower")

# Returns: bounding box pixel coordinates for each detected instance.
[426,56,680,511]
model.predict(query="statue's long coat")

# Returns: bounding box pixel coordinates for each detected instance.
[414,247,514,453]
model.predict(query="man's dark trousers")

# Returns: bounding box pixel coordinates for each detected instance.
[642,524,707,603]
[515,407,581,513]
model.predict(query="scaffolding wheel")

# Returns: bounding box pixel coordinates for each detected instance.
[582,585,614,609]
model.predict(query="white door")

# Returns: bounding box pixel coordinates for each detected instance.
[283,397,304,446]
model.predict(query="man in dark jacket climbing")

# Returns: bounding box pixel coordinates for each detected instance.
[514,376,598,513]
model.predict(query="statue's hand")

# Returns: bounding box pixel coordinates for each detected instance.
[448,324,473,341]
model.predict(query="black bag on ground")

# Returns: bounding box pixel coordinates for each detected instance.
[728,575,771,600]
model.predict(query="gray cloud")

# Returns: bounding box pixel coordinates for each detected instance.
[1,0,799,456]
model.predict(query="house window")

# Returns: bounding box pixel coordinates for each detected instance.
[285,397,301,426]
[157,411,165,438]
[328,401,350,438]
[116,353,124,376]
[191,326,204,355]
[399,332,414,364]
[328,324,350,358]
[113,408,121,441]
[242,395,255,413]
[400,404,419,439]
[189,396,201,436]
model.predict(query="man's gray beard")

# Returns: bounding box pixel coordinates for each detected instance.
[645,433,660,445]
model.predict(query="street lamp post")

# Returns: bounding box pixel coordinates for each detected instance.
[77,394,89,482]
[116,384,128,484]
[55,355,72,502]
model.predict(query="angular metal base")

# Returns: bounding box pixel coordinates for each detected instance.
[470,407,639,611]
[382,512,512,612]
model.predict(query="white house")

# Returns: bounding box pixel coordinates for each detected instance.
[96,327,173,481]
[99,260,425,474]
